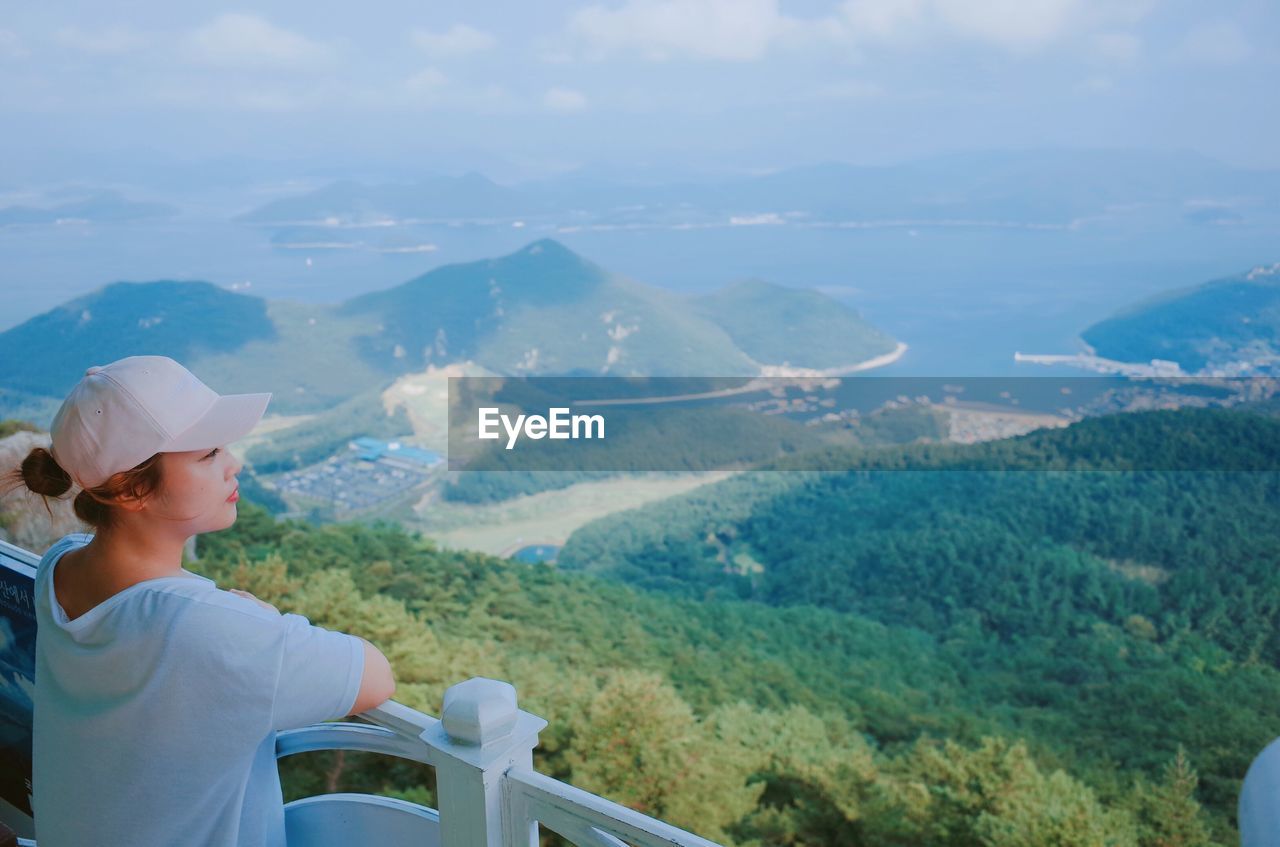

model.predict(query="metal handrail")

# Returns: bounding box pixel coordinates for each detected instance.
[275,682,725,847]
[506,767,721,847]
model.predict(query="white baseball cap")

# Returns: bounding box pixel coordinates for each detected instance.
[49,355,272,490]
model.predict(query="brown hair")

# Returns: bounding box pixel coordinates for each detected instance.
[1,447,164,532]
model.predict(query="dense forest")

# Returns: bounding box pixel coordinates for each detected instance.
[188,474,1273,845]
[548,407,1280,839]
[560,409,1280,659]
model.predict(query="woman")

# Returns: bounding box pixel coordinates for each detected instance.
[3,355,396,847]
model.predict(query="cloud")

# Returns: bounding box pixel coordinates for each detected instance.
[55,26,149,55]
[834,0,1105,51]
[928,0,1080,51]
[186,14,331,69]
[1088,31,1141,64]
[389,71,516,112]
[837,0,925,42]
[837,0,1132,52]
[568,0,788,61]
[1179,20,1251,65]
[410,24,496,57]
[403,67,449,104]
[545,87,588,112]
[566,0,1157,60]
[0,29,28,59]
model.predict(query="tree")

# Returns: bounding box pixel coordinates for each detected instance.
[565,670,759,845]
[709,701,885,847]
[892,736,1139,847]
[1130,746,1216,847]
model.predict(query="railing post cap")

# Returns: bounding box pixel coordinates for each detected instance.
[442,677,519,746]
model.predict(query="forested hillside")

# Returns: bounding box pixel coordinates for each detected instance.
[690,278,898,369]
[0,280,277,396]
[1081,265,1280,372]
[190,496,1271,845]
[560,409,1280,658]
[550,407,1280,839]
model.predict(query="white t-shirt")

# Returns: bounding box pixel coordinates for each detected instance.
[31,532,366,847]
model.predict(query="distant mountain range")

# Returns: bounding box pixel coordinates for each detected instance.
[239,172,534,224]
[0,239,898,420]
[237,150,1280,229]
[1080,263,1280,374]
[12,150,1268,261]
[0,189,176,225]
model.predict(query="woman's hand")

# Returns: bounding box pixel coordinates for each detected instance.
[229,588,280,614]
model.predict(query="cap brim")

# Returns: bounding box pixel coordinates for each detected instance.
[164,392,272,452]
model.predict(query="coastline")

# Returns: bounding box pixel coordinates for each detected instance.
[575,342,912,406]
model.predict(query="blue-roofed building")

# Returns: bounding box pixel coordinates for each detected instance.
[347,437,440,468]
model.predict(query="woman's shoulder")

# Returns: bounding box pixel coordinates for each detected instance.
[36,532,93,575]
[43,532,93,556]
[162,588,294,672]
[176,585,289,632]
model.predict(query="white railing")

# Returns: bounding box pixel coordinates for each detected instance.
[281,677,722,847]
[506,768,721,847]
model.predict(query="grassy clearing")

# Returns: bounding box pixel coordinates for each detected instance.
[408,471,736,556]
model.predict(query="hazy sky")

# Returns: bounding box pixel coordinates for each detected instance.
[2,0,1277,184]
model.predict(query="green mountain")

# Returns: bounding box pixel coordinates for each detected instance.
[339,239,753,375]
[338,239,898,376]
[0,240,899,420]
[0,280,277,396]
[691,278,897,369]
[1080,264,1280,372]
[0,284,392,417]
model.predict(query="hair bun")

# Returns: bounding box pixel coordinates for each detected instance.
[21,447,73,497]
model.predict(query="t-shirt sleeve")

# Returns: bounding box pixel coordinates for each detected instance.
[270,612,366,731]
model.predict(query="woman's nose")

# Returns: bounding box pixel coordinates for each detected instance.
[229,451,243,475]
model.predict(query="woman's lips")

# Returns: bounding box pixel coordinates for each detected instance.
[227,488,239,503]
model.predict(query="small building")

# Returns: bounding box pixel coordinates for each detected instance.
[348,436,441,468]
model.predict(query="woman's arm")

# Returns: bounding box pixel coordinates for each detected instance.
[347,637,396,716]
[230,588,395,715]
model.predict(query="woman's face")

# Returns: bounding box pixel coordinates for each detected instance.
[146,445,244,534]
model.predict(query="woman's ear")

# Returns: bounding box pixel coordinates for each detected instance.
[113,480,159,513]
[114,492,150,513]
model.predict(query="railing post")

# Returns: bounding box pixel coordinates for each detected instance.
[423,677,547,847]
